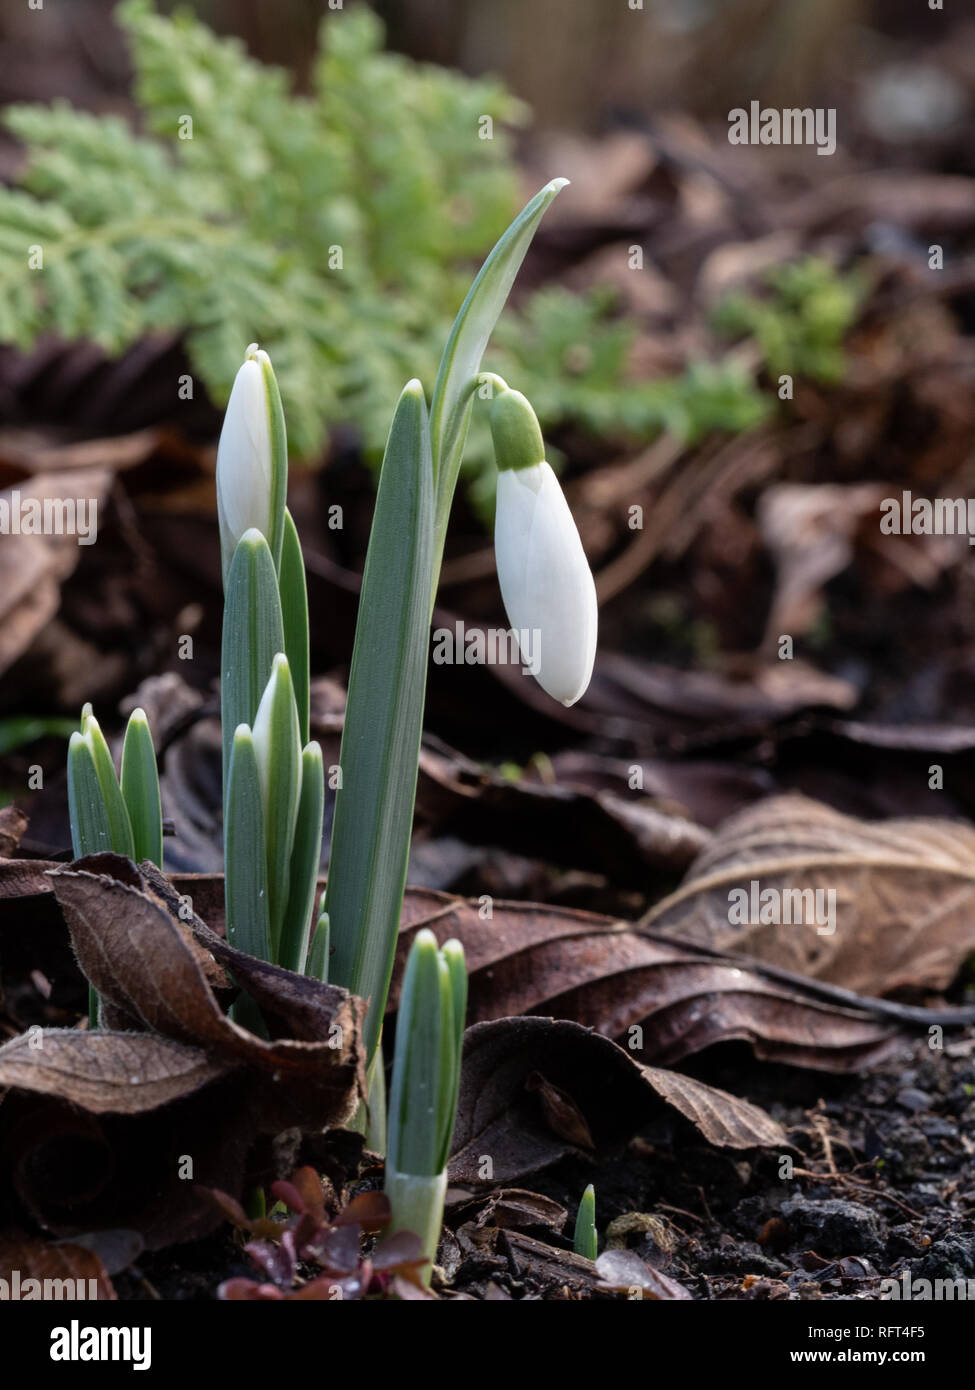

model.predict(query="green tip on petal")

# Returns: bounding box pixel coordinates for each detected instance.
[489,388,545,473]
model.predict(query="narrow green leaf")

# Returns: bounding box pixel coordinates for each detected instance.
[442,938,467,1062]
[307,898,330,983]
[440,937,467,1163]
[79,715,135,859]
[67,731,114,858]
[573,1184,597,1261]
[279,507,310,746]
[252,652,302,958]
[221,528,285,810]
[428,177,568,587]
[279,741,324,973]
[224,724,271,964]
[365,1043,387,1156]
[120,707,163,868]
[387,929,443,1177]
[435,953,456,1172]
[324,380,434,1061]
[261,350,289,576]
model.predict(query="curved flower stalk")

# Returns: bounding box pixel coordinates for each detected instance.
[384,931,466,1285]
[487,381,598,707]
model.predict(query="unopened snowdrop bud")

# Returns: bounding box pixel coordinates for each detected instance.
[489,388,597,707]
[216,344,288,585]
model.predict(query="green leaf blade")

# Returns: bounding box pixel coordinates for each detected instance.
[252,652,302,958]
[67,731,114,858]
[279,507,310,747]
[261,350,289,575]
[280,741,324,974]
[220,528,285,810]
[573,1184,597,1261]
[387,929,443,1177]
[224,724,272,964]
[120,707,163,868]
[324,379,434,1061]
[307,898,330,984]
[80,714,135,859]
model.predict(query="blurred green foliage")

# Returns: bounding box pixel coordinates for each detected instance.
[712,257,866,385]
[0,0,771,492]
[0,715,77,755]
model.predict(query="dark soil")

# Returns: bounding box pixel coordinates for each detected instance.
[104,1036,973,1301]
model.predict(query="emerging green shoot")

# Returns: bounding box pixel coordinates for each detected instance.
[573,1183,597,1261]
[385,930,466,1285]
[307,896,330,983]
[120,708,163,868]
[67,703,161,1027]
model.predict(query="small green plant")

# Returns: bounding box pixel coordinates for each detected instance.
[66,702,162,1023]
[712,257,866,385]
[66,178,598,1263]
[573,1183,597,1261]
[384,930,466,1285]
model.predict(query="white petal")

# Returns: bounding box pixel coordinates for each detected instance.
[216,356,272,557]
[495,461,598,706]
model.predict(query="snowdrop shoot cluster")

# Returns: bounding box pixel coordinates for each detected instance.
[488,381,598,707]
[65,177,581,1274]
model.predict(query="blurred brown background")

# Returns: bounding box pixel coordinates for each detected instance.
[0,0,972,154]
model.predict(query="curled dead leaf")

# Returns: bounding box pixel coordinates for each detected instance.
[0,856,366,1247]
[449,1017,787,1186]
[644,793,975,995]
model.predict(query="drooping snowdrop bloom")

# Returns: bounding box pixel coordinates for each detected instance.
[216,344,287,584]
[490,386,598,706]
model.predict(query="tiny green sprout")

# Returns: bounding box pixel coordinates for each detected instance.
[120,708,163,869]
[573,1183,597,1261]
[307,897,330,983]
[67,702,161,1025]
[385,931,467,1286]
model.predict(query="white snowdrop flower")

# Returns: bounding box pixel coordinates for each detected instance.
[216,344,286,583]
[490,388,598,706]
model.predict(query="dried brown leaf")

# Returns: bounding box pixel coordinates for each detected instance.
[0,1232,116,1299]
[449,1017,787,1185]
[645,793,975,994]
[0,1030,225,1112]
